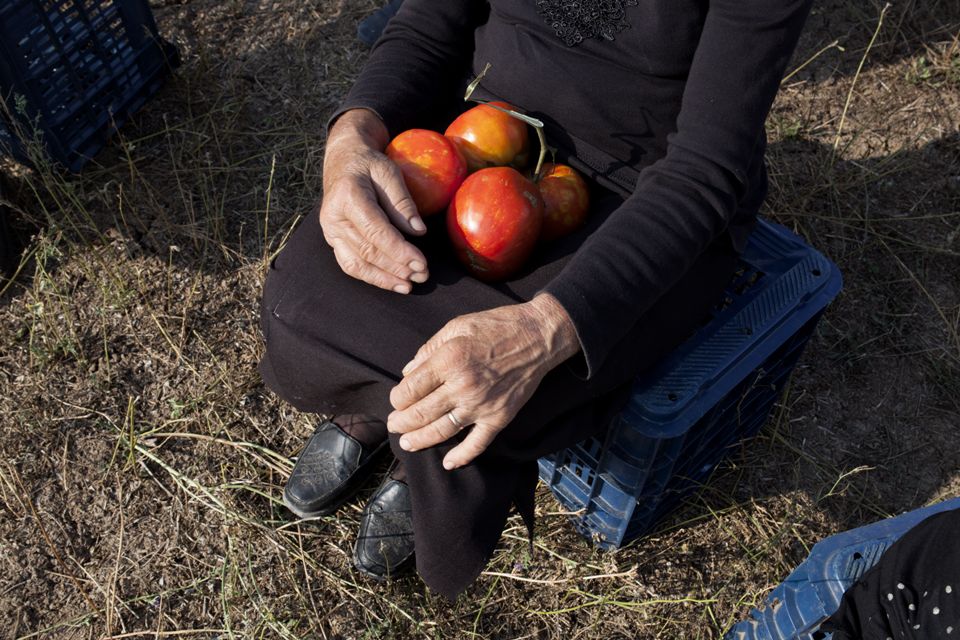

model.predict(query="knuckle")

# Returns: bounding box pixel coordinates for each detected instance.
[340,254,361,275]
[368,270,392,289]
[445,317,466,333]
[367,223,395,247]
[429,422,450,442]
[340,180,365,203]
[436,348,460,371]
[457,369,480,390]
[410,405,428,424]
[443,336,468,357]
[342,156,372,178]
[393,193,418,216]
[371,154,397,177]
[357,239,377,262]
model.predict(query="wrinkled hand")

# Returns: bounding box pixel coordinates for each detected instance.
[387,293,581,469]
[319,109,429,293]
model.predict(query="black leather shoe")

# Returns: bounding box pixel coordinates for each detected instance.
[283,419,388,519]
[353,475,414,580]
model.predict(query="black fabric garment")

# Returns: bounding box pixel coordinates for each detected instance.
[260,0,814,598]
[339,0,813,378]
[817,507,960,639]
[260,187,738,598]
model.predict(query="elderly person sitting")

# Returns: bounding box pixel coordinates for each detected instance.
[259,0,814,599]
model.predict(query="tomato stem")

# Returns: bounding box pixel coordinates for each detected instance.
[532,126,547,182]
[464,62,548,181]
[463,63,492,102]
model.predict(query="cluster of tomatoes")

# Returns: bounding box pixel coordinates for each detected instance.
[385,101,590,281]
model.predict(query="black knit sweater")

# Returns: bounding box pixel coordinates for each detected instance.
[335,0,812,379]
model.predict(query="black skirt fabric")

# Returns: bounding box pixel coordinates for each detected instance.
[259,185,740,598]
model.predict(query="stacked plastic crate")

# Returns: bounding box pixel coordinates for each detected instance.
[538,219,843,548]
[0,0,179,170]
[724,498,960,640]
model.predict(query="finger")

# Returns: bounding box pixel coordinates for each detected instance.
[401,326,458,376]
[325,205,424,284]
[370,157,427,236]
[352,195,429,276]
[397,409,469,452]
[442,423,500,470]
[329,238,413,294]
[340,224,417,282]
[389,357,445,412]
[387,385,456,435]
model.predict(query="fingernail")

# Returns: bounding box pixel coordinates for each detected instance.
[393,283,411,294]
[399,436,411,451]
[409,260,426,272]
[410,271,428,284]
[401,362,414,375]
[410,218,426,233]
[443,458,457,471]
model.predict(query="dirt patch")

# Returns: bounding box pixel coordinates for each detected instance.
[1,0,958,638]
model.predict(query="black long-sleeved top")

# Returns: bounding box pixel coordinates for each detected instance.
[336,0,813,380]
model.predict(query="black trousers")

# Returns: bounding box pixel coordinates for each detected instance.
[259,185,740,598]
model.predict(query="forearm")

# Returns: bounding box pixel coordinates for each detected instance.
[544,0,812,379]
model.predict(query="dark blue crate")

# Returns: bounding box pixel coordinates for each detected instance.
[538,219,843,548]
[0,0,179,171]
[724,497,960,640]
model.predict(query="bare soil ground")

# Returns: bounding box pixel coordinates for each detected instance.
[1,0,958,638]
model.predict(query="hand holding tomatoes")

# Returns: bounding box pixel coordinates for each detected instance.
[319,109,431,293]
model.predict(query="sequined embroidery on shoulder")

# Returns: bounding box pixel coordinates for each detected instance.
[535,0,639,47]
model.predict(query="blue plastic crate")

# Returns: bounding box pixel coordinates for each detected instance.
[0,0,179,171]
[538,219,843,548]
[724,497,960,640]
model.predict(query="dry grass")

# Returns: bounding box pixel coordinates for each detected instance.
[1,0,959,638]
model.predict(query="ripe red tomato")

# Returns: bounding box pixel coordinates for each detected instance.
[537,163,590,241]
[385,129,467,216]
[447,167,543,281]
[444,102,529,173]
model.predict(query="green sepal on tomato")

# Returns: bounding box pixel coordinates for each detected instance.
[385,129,468,216]
[446,166,543,282]
[444,102,530,173]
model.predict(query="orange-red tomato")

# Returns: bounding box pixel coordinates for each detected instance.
[537,163,590,241]
[385,129,467,216]
[446,167,543,281]
[444,102,529,173]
